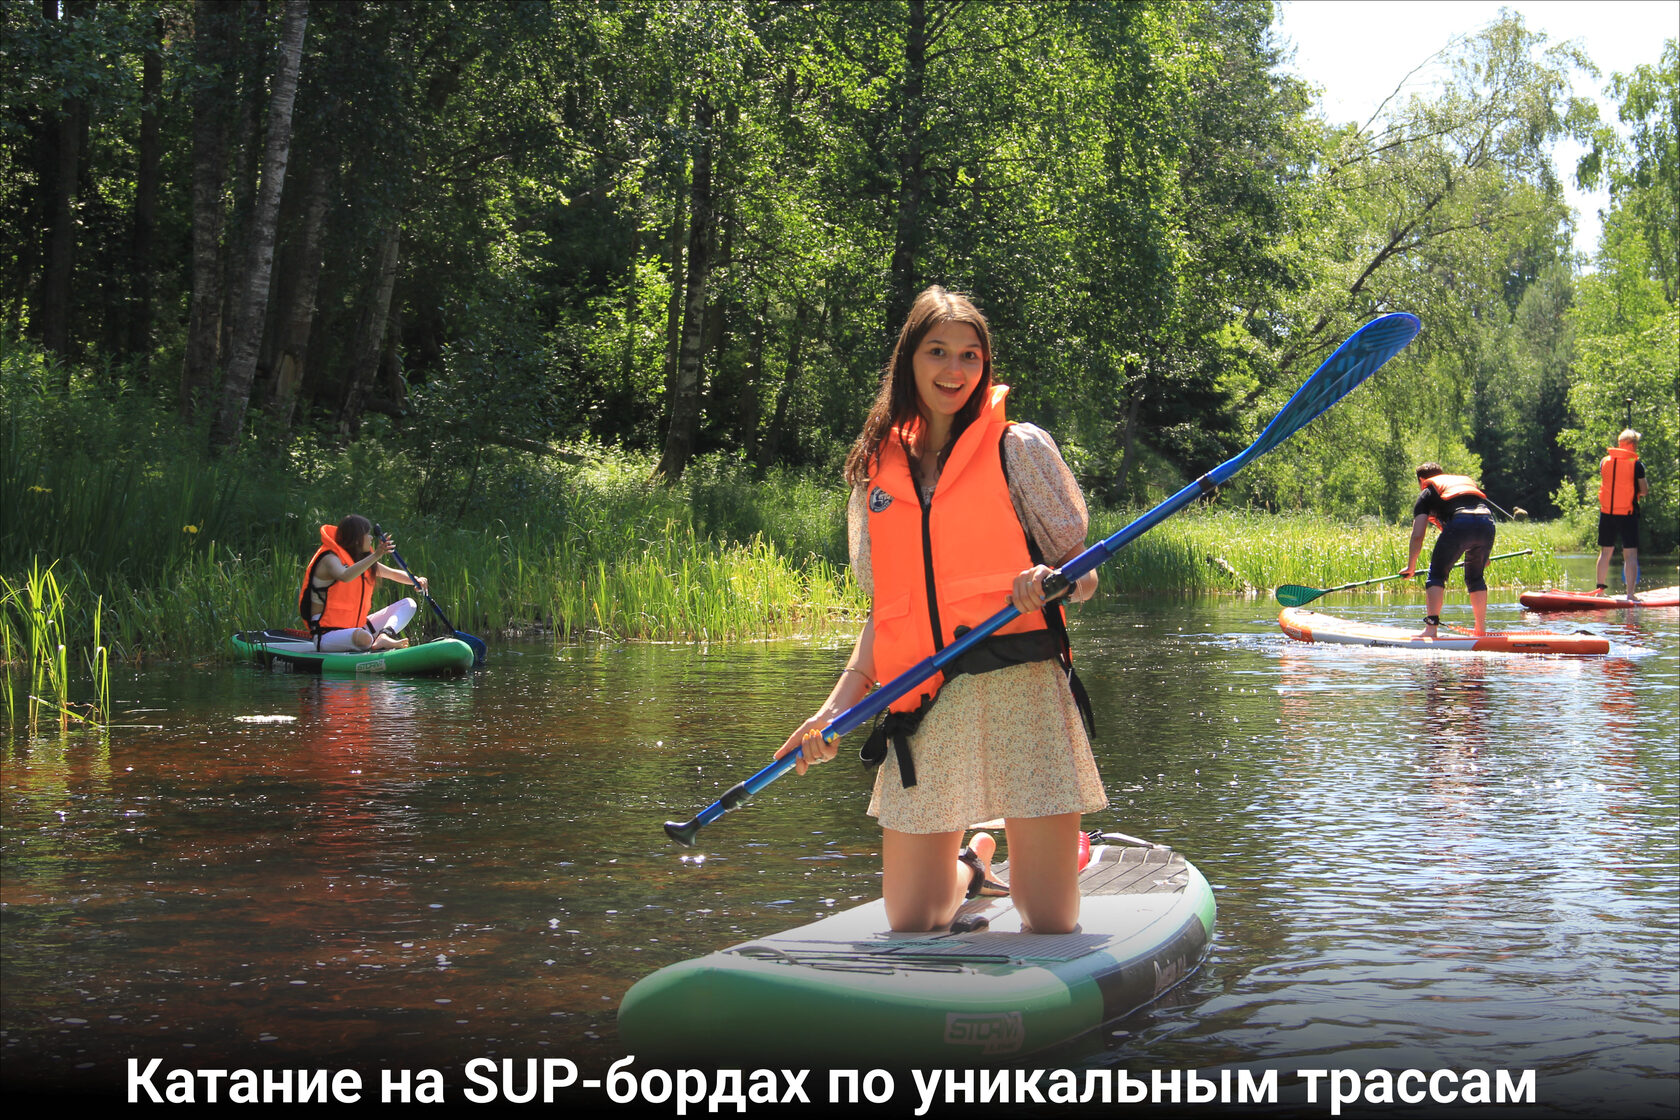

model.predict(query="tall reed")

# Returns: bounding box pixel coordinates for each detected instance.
[0,349,1607,671]
[1091,507,1570,595]
[0,561,111,731]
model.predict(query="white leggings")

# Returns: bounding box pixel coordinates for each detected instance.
[314,598,418,652]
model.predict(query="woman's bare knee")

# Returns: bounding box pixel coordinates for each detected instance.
[1004,813,1083,934]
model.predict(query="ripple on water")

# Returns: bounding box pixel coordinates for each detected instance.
[2,583,1676,1110]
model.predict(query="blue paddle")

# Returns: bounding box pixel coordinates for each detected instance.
[663,312,1422,846]
[377,526,489,667]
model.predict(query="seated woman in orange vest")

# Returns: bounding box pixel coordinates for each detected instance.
[1400,463,1497,639]
[299,515,430,653]
[1595,429,1648,594]
[774,286,1104,936]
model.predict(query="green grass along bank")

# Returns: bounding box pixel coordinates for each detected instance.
[4,499,1583,705]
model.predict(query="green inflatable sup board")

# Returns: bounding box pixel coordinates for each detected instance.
[618,839,1214,1066]
[230,629,475,677]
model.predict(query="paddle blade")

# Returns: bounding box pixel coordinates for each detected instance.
[1244,314,1421,464]
[664,819,701,847]
[1274,584,1323,608]
[456,630,488,667]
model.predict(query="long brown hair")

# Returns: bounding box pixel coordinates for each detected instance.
[843,286,993,486]
[335,514,373,562]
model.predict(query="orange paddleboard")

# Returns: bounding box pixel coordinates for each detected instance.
[1278,608,1608,655]
[1519,586,1679,611]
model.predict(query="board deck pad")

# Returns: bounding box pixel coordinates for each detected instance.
[617,843,1215,1065]
[735,848,1189,963]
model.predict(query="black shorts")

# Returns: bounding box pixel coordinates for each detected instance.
[1598,512,1640,549]
[1428,514,1497,592]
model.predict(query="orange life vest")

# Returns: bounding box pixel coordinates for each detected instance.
[299,524,375,634]
[1422,473,1488,530]
[1599,446,1639,515]
[865,384,1053,719]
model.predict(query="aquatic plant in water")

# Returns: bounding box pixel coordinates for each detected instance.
[0,561,111,730]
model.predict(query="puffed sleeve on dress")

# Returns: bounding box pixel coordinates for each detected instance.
[847,482,873,599]
[1001,423,1089,562]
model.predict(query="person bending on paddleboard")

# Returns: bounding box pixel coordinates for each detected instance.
[1595,429,1648,595]
[300,515,430,653]
[1400,464,1496,639]
[774,285,1105,936]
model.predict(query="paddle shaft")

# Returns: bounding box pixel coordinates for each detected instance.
[1283,549,1533,604]
[378,527,488,665]
[388,545,455,629]
[663,315,1422,844]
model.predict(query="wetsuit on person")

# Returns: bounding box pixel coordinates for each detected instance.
[1414,474,1496,593]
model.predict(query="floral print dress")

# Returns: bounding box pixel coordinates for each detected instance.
[848,423,1110,833]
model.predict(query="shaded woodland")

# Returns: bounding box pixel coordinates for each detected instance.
[3,2,1674,548]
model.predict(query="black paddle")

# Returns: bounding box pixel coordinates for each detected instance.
[1482,497,1527,521]
[1276,549,1533,608]
[376,524,488,667]
[663,312,1423,847]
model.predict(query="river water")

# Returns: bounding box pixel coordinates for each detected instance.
[3,561,1676,1116]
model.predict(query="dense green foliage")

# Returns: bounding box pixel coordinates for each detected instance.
[1,1,1674,681]
[0,342,1573,680]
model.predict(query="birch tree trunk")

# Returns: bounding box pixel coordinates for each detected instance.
[885,0,928,336]
[265,155,333,430]
[654,97,715,482]
[209,0,309,453]
[336,222,402,439]
[126,10,163,371]
[660,159,687,412]
[181,0,237,420]
[38,0,87,370]
[756,299,809,471]
[1114,360,1145,500]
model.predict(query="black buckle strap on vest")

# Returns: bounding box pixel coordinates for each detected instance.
[860,694,934,788]
[860,630,1072,789]
[1066,664,1096,739]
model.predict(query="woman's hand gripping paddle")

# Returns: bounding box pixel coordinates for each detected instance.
[377,525,489,667]
[1275,549,1534,608]
[664,312,1423,847]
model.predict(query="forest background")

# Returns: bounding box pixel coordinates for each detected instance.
[1,0,1675,666]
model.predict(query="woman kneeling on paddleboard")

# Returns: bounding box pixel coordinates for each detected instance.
[300,514,430,653]
[775,286,1106,935]
[1400,463,1497,639]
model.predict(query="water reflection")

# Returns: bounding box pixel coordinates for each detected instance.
[2,578,1676,1113]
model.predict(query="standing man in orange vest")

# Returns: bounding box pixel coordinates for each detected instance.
[1595,429,1648,594]
[1401,463,1497,639]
